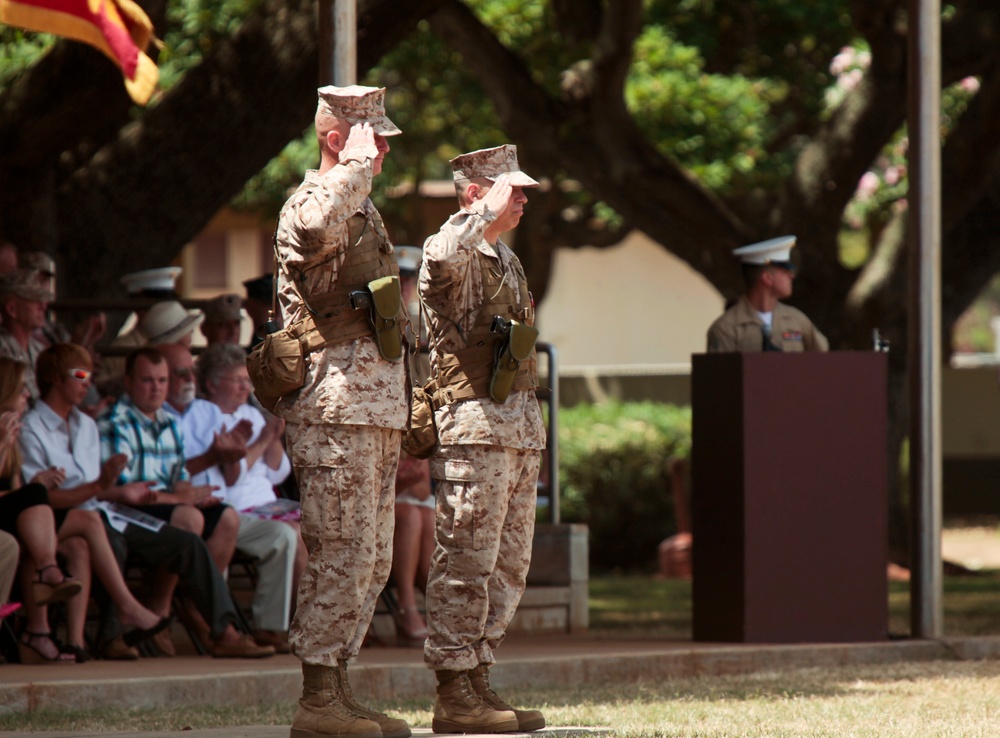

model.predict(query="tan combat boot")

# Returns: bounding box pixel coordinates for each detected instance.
[337,659,411,738]
[290,663,383,738]
[469,663,546,732]
[432,669,519,734]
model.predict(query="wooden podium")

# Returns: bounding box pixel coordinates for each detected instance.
[691,352,888,643]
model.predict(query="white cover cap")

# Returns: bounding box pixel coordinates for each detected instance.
[732,235,796,265]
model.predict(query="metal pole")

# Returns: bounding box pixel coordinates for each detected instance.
[546,343,561,524]
[317,0,356,86]
[334,0,356,86]
[907,0,943,638]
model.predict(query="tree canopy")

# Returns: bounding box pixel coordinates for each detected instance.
[2,0,1000,350]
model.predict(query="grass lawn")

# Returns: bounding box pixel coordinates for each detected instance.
[7,659,1000,736]
[5,572,1000,735]
[588,571,1000,639]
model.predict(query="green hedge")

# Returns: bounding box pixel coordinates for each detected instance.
[557,402,691,572]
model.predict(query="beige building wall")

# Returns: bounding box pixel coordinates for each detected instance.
[943,367,1000,456]
[536,232,723,369]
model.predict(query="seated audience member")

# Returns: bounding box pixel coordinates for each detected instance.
[182,342,303,653]
[392,452,434,647]
[0,356,83,663]
[98,347,239,573]
[20,344,175,661]
[0,269,52,402]
[97,347,272,658]
[22,251,107,356]
[200,294,244,347]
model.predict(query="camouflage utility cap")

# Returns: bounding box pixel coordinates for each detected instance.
[450,144,539,188]
[317,85,401,137]
[0,268,52,302]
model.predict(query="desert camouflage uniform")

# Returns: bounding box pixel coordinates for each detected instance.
[418,207,545,672]
[275,147,407,667]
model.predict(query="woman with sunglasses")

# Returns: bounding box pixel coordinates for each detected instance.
[19,343,173,661]
[0,356,82,662]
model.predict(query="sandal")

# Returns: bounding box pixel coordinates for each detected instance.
[31,564,83,606]
[60,643,92,663]
[123,615,175,648]
[394,607,428,648]
[17,631,75,665]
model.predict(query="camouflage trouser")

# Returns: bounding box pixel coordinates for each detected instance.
[423,444,540,672]
[286,422,401,666]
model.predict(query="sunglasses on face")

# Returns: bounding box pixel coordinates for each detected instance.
[767,261,797,275]
[68,368,92,382]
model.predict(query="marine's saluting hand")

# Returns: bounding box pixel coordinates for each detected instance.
[339,122,379,163]
[473,173,513,218]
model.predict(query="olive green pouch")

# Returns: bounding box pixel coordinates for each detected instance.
[489,320,538,403]
[367,275,404,362]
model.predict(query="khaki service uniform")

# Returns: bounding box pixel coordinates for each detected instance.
[418,206,545,673]
[706,295,828,353]
[275,151,407,667]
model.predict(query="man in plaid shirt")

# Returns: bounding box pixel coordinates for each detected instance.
[97,346,273,658]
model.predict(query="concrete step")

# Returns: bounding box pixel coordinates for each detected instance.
[5,633,1000,716]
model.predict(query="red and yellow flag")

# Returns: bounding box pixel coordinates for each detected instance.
[0,0,158,104]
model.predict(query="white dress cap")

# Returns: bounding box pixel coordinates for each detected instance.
[732,235,797,265]
[120,266,182,295]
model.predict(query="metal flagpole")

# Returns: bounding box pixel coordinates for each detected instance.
[318,0,356,86]
[907,0,943,638]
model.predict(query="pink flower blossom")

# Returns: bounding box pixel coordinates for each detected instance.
[856,171,879,200]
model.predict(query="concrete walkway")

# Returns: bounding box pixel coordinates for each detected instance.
[5,632,1000,735]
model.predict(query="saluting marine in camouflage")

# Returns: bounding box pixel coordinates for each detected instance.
[275,85,410,738]
[418,145,547,734]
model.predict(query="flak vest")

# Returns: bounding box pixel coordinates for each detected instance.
[288,209,404,353]
[430,249,538,408]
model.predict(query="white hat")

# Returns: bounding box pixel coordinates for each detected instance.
[732,235,796,266]
[395,245,422,274]
[139,301,204,344]
[120,267,182,296]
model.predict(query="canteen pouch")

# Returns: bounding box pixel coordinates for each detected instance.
[489,320,538,403]
[367,275,404,362]
[401,383,439,459]
[246,325,307,412]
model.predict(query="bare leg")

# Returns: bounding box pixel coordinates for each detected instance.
[56,535,90,650]
[15,505,63,582]
[57,509,162,630]
[392,503,428,639]
[204,506,240,575]
[18,553,74,662]
[416,505,435,594]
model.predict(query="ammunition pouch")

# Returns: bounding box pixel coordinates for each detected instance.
[401,380,439,459]
[247,326,306,413]
[488,320,539,403]
[365,275,404,362]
